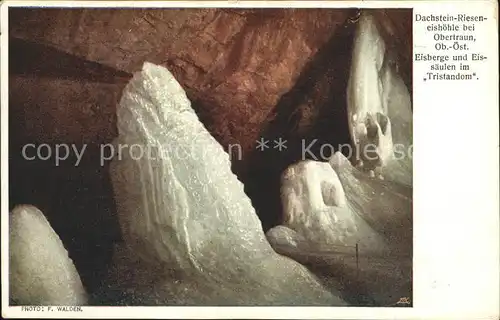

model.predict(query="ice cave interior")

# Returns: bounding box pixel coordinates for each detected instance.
[8,8,413,307]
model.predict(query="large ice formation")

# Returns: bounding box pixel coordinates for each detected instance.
[346,12,413,186]
[109,62,344,305]
[9,205,88,305]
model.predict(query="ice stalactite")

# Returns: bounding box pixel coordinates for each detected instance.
[9,205,88,306]
[108,62,345,305]
[346,11,413,186]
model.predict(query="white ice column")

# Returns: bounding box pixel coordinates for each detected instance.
[346,12,413,186]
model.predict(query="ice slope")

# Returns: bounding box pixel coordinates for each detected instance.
[265,154,412,305]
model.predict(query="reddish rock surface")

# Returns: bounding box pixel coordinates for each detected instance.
[8,7,412,295]
[10,9,351,159]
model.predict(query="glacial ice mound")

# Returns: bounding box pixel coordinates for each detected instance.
[109,62,345,305]
[267,152,412,256]
[9,205,88,306]
[277,159,387,254]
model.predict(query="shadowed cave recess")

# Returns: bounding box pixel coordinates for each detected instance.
[8,7,413,305]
